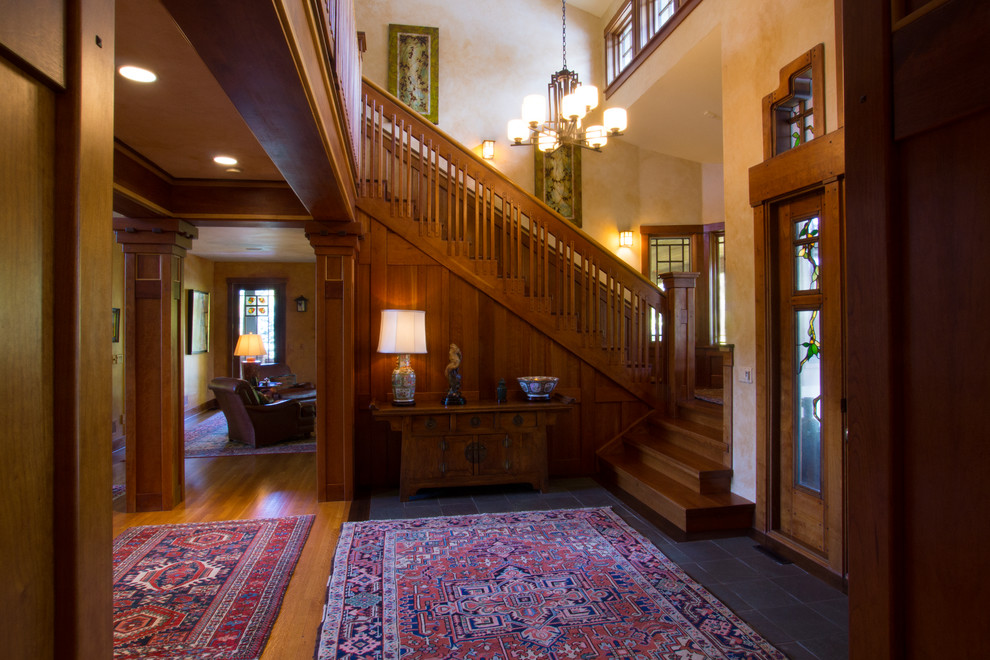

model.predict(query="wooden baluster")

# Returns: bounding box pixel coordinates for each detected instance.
[528,218,535,301]
[405,124,413,218]
[461,167,468,256]
[568,241,576,331]
[431,143,439,237]
[558,239,565,327]
[376,103,384,199]
[515,205,522,291]
[392,115,400,215]
[360,94,367,196]
[474,180,481,262]
[489,191,496,268]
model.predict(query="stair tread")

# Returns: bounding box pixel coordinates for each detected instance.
[600,450,752,511]
[651,416,724,444]
[623,429,729,474]
[678,398,723,416]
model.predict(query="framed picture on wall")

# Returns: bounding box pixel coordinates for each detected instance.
[187,290,210,354]
[387,24,439,124]
[535,144,582,227]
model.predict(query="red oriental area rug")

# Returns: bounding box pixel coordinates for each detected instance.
[113,515,313,659]
[317,508,784,659]
[185,412,315,457]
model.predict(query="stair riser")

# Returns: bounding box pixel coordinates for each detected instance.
[623,444,729,494]
[675,406,723,430]
[601,462,753,534]
[649,426,728,465]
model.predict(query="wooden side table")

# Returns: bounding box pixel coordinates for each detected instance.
[370,399,572,501]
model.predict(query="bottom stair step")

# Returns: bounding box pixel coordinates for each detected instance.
[599,450,754,534]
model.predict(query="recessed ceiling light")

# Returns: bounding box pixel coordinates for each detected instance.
[118,65,157,83]
[213,155,238,166]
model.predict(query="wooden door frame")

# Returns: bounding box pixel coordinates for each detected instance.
[750,129,845,584]
[225,279,288,377]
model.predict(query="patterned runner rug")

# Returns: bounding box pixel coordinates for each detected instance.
[317,507,784,659]
[113,515,314,659]
[185,412,316,457]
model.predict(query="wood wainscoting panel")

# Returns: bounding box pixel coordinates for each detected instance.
[356,216,650,489]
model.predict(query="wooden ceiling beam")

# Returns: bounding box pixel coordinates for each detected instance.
[113,145,312,223]
[159,0,356,222]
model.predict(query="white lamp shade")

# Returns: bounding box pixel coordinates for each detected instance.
[537,130,559,152]
[233,333,267,357]
[508,119,528,143]
[585,125,608,148]
[561,92,585,120]
[521,94,547,125]
[578,84,599,112]
[604,107,628,133]
[377,309,427,354]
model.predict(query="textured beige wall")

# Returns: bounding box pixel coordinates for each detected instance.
[356,0,702,270]
[357,0,601,194]
[210,262,317,385]
[183,254,215,412]
[701,163,724,225]
[360,0,838,501]
[719,0,837,500]
[599,0,837,500]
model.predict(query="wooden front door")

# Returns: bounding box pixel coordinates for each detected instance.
[770,185,844,572]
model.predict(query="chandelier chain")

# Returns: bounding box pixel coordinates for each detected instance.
[561,0,567,70]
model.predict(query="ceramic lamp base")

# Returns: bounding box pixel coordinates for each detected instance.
[391,354,417,406]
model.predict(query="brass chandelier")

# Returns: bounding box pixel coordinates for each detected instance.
[507,0,627,153]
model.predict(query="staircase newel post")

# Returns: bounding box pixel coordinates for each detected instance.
[660,272,699,416]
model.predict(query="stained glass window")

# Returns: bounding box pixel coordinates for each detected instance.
[794,308,822,493]
[239,288,277,364]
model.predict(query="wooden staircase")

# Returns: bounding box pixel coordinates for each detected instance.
[598,398,754,534]
[357,80,751,535]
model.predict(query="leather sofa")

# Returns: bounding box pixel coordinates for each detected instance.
[208,377,315,448]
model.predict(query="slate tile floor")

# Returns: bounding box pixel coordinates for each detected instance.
[358,477,848,660]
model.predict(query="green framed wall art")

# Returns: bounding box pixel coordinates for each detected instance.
[535,145,582,227]
[387,24,440,125]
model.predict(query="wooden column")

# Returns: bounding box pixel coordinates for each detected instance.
[113,218,197,512]
[660,272,698,414]
[308,221,362,501]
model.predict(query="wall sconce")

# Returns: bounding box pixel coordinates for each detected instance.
[482,139,495,160]
[619,231,634,248]
[377,309,427,406]
[295,295,308,312]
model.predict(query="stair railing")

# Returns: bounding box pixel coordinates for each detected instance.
[358,78,668,399]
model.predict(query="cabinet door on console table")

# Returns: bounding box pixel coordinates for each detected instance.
[370,401,570,501]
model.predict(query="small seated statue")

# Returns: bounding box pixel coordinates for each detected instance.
[442,343,466,406]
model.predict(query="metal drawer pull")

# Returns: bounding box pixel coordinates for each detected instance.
[503,435,510,448]
[470,415,481,427]
[439,439,447,451]
[440,462,446,474]
[504,460,512,470]
[513,414,524,426]
[425,417,437,430]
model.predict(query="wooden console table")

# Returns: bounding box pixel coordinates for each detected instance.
[371,399,572,501]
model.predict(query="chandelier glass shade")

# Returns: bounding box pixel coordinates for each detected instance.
[508,0,627,153]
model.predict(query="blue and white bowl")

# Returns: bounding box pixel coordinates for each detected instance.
[517,376,559,400]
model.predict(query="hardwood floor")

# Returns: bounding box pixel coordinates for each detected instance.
[112,451,349,660]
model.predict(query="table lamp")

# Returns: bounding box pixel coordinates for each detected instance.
[377,309,427,406]
[234,332,267,383]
